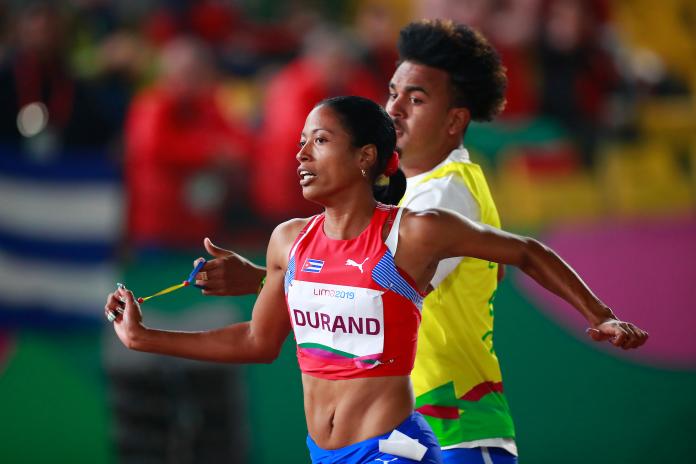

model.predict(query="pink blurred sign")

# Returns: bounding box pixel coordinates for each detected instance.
[516,216,696,369]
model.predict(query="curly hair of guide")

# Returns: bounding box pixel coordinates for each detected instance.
[398,19,508,121]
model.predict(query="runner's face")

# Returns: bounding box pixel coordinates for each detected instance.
[296,105,364,203]
[386,61,454,162]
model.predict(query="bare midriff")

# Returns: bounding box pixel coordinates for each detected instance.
[302,374,414,449]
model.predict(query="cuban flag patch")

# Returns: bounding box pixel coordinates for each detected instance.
[301,258,324,273]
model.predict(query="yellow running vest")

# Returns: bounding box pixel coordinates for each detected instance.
[400,156,515,445]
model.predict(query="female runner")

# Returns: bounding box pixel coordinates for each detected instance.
[105,96,647,464]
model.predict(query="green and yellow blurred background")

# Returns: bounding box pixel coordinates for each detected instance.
[1,0,694,462]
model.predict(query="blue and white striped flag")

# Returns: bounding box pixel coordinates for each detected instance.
[0,148,122,327]
[301,258,324,273]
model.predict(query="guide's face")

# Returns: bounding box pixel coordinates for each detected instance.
[386,61,455,162]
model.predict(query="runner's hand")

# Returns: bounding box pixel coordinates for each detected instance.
[193,237,265,296]
[105,287,145,348]
[586,319,648,350]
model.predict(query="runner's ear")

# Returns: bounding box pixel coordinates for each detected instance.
[358,144,378,172]
[447,107,470,136]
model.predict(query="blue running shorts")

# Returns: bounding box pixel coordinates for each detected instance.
[307,412,442,464]
[441,447,517,464]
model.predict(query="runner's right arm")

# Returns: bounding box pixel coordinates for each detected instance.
[105,220,305,363]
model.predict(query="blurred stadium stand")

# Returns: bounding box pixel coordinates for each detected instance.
[104,307,247,464]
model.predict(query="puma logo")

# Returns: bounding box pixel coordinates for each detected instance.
[374,459,397,463]
[345,257,369,273]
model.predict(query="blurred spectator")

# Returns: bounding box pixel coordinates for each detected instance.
[486,0,542,120]
[189,0,241,45]
[412,0,492,31]
[124,37,255,250]
[354,1,400,98]
[215,4,317,77]
[142,0,241,48]
[250,25,382,224]
[538,0,618,165]
[92,31,152,144]
[0,2,114,157]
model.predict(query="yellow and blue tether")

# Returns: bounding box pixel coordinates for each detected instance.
[120,259,206,304]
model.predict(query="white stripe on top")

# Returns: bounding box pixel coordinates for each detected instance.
[384,207,404,256]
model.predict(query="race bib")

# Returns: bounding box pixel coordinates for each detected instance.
[287,280,385,360]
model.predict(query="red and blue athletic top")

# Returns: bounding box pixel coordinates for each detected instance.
[284,203,424,380]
